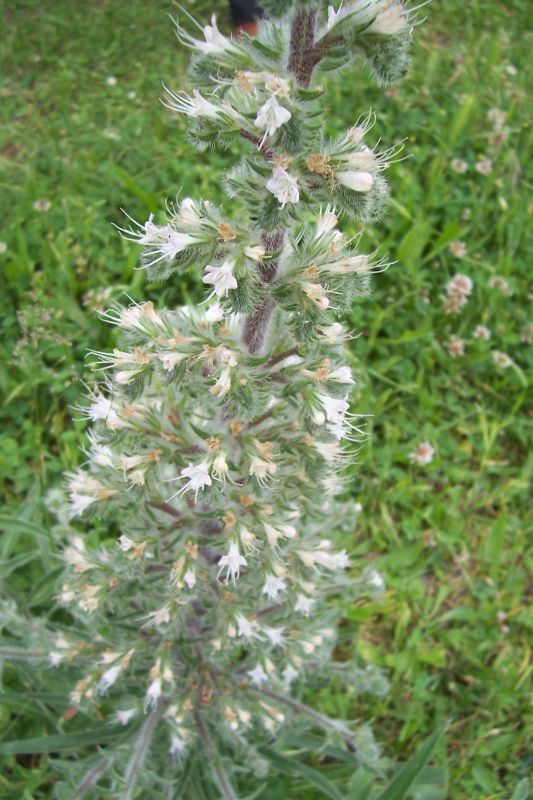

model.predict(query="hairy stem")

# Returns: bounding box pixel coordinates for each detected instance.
[288,8,317,88]
[243,230,284,355]
[123,698,165,800]
[193,708,238,800]
[73,757,112,800]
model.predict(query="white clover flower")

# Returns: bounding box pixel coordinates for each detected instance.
[254,96,292,143]
[448,241,467,259]
[337,170,374,192]
[266,166,300,207]
[218,541,247,584]
[446,336,465,358]
[202,260,238,298]
[451,158,468,174]
[473,325,491,341]
[492,350,512,369]
[475,157,493,175]
[262,574,287,601]
[33,198,52,212]
[409,442,435,465]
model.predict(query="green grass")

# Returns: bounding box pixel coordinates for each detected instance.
[1,0,531,797]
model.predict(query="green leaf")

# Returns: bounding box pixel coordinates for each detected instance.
[261,746,345,800]
[376,727,445,800]
[510,778,530,800]
[0,725,126,755]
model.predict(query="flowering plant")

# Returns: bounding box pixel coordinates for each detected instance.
[3,1,422,796]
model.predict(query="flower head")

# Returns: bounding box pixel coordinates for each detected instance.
[254,96,291,143]
[203,260,238,298]
[218,541,247,584]
[266,166,300,207]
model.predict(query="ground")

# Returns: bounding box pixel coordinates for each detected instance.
[0,0,531,797]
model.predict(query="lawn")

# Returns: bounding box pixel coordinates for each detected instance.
[0,0,531,797]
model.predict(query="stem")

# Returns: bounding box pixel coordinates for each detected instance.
[123,699,165,800]
[73,757,112,800]
[243,230,284,355]
[193,709,238,800]
[0,647,47,659]
[288,8,317,88]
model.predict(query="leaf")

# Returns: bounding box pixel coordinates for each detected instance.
[0,725,125,755]
[261,746,345,800]
[510,778,530,800]
[376,727,445,800]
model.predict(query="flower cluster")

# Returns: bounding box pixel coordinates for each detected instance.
[443,272,473,315]
[21,3,420,795]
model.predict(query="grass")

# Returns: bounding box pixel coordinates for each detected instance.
[1,0,531,797]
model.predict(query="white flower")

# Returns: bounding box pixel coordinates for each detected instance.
[318,394,349,425]
[218,541,247,584]
[343,148,377,172]
[235,613,262,640]
[249,456,277,484]
[448,241,467,259]
[205,301,225,323]
[210,367,232,398]
[211,451,229,480]
[197,15,232,54]
[266,166,300,207]
[33,198,51,212]
[315,208,338,237]
[97,664,122,694]
[244,244,265,261]
[106,75,117,86]
[177,460,212,500]
[473,325,491,341]
[475,157,493,175]
[114,708,137,725]
[295,595,315,616]
[262,574,286,601]
[446,336,465,358]
[282,665,299,685]
[262,73,291,98]
[409,442,435,465]
[254,96,291,142]
[302,282,329,309]
[326,4,348,31]
[163,87,220,119]
[451,159,468,174]
[337,170,374,192]
[183,569,196,589]
[446,273,472,296]
[0,242,7,254]
[203,260,238,298]
[328,366,354,383]
[369,1,407,35]
[159,351,187,371]
[169,735,187,758]
[145,677,162,710]
[264,626,285,647]
[492,350,512,369]
[247,664,268,686]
